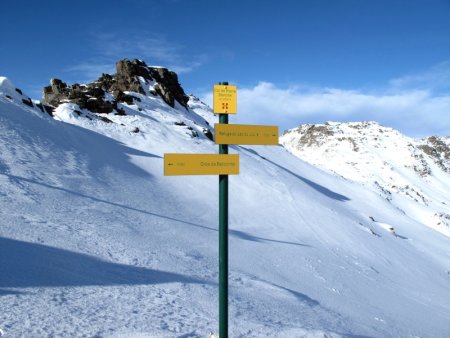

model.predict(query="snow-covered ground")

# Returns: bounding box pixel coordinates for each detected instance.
[1,77,450,337]
[281,122,450,237]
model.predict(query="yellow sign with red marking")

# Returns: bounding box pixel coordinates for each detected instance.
[213,85,237,114]
[164,153,239,176]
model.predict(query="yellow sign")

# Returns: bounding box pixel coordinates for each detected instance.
[213,85,237,114]
[164,154,240,176]
[214,124,279,145]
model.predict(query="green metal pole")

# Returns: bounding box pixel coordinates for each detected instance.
[218,82,229,338]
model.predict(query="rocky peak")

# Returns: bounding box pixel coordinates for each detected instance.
[108,58,189,109]
[282,121,399,149]
[282,121,445,162]
[106,58,152,95]
[42,58,189,114]
[280,121,449,184]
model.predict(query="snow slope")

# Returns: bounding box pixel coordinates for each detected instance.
[281,122,450,237]
[1,77,450,338]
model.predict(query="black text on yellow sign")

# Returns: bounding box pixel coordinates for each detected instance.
[214,124,279,145]
[213,85,237,114]
[164,153,240,176]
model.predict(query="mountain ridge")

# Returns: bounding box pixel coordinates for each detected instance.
[281,121,450,235]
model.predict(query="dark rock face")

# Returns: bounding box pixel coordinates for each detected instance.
[21,97,33,108]
[107,59,147,95]
[418,136,450,173]
[41,58,189,114]
[43,79,116,115]
[108,59,189,109]
[115,91,135,105]
[203,128,213,141]
[43,79,68,107]
[43,104,54,116]
[152,68,188,108]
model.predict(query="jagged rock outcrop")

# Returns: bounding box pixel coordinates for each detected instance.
[111,59,189,109]
[152,68,188,108]
[42,58,189,113]
[43,79,117,115]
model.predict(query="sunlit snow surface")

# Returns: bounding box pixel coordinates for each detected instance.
[1,80,450,337]
[281,122,450,237]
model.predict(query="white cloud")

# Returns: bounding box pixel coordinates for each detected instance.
[66,33,207,82]
[202,82,450,137]
[95,33,182,64]
[65,62,115,82]
[389,61,450,92]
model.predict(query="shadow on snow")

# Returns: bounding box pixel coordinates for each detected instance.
[239,147,350,202]
[0,103,161,179]
[3,174,312,249]
[0,236,206,292]
[229,229,311,247]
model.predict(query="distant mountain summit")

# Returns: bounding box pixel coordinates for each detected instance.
[281,121,450,235]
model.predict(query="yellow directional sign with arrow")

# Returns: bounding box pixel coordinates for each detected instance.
[215,124,279,145]
[164,153,239,176]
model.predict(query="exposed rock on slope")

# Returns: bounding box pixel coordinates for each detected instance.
[0,76,53,116]
[42,58,189,114]
[281,121,450,235]
[418,136,450,173]
[36,59,214,142]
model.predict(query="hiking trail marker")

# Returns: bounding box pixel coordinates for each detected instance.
[164,153,239,176]
[215,123,279,145]
[213,84,237,114]
[164,82,278,338]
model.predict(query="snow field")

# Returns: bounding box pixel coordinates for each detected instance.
[1,80,450,337]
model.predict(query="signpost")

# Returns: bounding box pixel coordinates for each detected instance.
[164,154,239,176]
[215,124,279,145]
[213,84,237,114]
[164,82,278,338]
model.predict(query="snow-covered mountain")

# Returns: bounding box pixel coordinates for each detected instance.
[281,121,450,237]
[1,62,450,338]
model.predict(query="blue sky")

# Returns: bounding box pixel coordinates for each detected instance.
[1,0,450,136]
